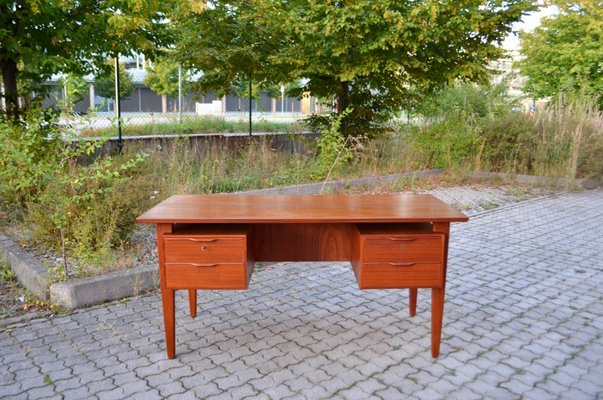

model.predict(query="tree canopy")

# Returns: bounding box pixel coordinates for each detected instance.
[145,56,190,99]
[175,0,535,137]
[0,0,176,119]
[517,1,603,107]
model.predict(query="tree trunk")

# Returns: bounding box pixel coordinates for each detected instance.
[161,94,167,114]
[1,59,19,119]
[336,81,350,136]
[337,81,350,115]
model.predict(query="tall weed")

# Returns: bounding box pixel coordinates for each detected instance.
[532,96,603,179]
[408,89,602,181]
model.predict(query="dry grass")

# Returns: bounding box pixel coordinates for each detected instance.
[532,97,603,180]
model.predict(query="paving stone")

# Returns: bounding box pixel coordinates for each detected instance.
[13,366,42,381]
[116,378,147,394]
[17,375,46,392]
[19,385,57,399]
[96,387,126,400]
[559,388,595,400]
[241,393,271,400]
[258,384,294,399]
[127,389,163,400]
[227,384,257,399]
[87,378,117,395]
[155,381,186,397]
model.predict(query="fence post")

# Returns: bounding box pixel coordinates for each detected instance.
[178,64,183,124]
[114,55,123,153]
[249,74,252,136]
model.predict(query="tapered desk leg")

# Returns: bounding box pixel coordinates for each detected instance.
[161,288,176,359]
[188,289,197,318]
[409,288,417,317]
[431,287,445,358]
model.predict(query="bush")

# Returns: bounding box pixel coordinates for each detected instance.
[311,110,354,180]
[411,85,603,180]
[404,115,484,170]
[26,152,149,264]
[480,112,537,173]
[0,111,151,278]
[0,110,63,212]
[416,83,514,121]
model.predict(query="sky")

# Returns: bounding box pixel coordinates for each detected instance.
[502,5,558,50]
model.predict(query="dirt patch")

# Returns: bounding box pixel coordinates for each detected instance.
[0,261,51,322]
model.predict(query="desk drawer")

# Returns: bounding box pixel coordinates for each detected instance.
[165,263,250,289]
[164,237,245,263]
[362,236,444,263]
[356,262,443,289]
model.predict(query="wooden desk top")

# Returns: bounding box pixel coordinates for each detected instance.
[137,194,469,224]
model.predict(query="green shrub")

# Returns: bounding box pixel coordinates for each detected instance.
[1,111,151,278]
[0,110,63,212]
[411,86,603,180]
[311,110,354,180]
[480,112,538,173]
[405,115,484,170]
[416,83,514,121]
[25,151,150,274]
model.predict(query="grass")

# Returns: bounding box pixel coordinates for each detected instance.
[401,95,603,182]
[128,132,417,200]
[79,115,306,138]
[531,97,603,180]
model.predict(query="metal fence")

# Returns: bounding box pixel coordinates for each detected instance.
[41,65,327,138]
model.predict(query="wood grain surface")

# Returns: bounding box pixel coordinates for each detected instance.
[137,194,469,224]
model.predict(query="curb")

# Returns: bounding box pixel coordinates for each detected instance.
[49,265,158,309]
[0,234,50,300]
[0,233,158,309]
[467,171,601,189]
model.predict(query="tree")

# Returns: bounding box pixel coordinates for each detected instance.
[95,60,135,110]
[175,1,535,137]
[0,0,175,120]
[56,74,89,114]
[517,1,603,107]
[144,57,187,113]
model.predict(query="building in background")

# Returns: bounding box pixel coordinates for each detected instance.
[489,50,548,112]
[43,54,315,118]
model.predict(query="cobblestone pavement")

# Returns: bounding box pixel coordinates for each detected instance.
[1,188,602,400]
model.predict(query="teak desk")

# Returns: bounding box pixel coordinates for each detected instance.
[137,194,468,359]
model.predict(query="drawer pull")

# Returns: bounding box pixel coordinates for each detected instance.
[389,262,416,267]
[387,238,417,242]
[186,238,218,242]
[190,263,219,268]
